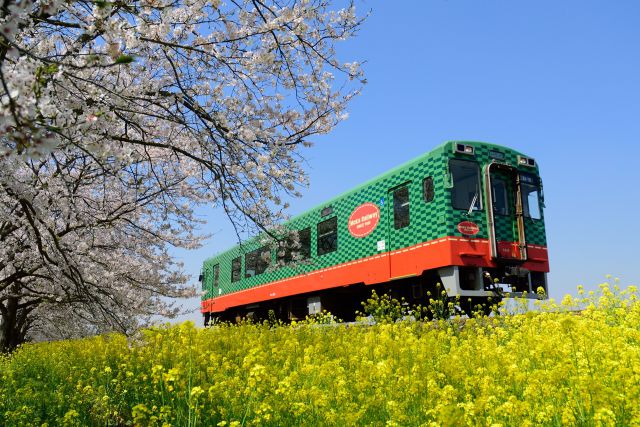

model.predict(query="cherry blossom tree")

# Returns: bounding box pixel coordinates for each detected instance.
[0,150,202,350]
[0,0,364,351]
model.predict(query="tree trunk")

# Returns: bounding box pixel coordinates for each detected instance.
[0,285,32,353]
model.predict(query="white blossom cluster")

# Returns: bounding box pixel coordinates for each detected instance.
[0,0,364,349]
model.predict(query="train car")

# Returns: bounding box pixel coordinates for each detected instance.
[200,141,549,323]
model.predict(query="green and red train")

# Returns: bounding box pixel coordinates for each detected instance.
[200,141,549,323]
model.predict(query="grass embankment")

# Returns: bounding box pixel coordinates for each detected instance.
[1,283,640,426]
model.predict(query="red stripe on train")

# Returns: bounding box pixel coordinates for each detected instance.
[201,237,549,313]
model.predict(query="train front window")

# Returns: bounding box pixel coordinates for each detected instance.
[521,180,542,220]
[450,159,482,211]
[520,174,542,220]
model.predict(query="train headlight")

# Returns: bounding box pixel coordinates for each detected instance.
[518,155,536,167]
[455,143,475,155]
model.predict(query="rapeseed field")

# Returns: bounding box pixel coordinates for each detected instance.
[1,281,640,426]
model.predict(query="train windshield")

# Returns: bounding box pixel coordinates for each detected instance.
[520,174,542,220]
[450,159,482,211]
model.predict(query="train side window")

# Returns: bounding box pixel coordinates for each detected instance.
[245,245,270,278]
[423,176,434,203]
[200,268,206,290]
[317,217,338,256]
[278,227,311,264]
[213,264,220,287]
[277,235,293,264]
[298,228,311,259]
[231,257,241,283]
[256,246,270,274]
[450,159,482,211]
[245,251,256,278]
[393,185,410,229]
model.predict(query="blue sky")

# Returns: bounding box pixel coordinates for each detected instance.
[176,0,640,321]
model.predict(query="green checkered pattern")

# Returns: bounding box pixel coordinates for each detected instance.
[202,141,548,301]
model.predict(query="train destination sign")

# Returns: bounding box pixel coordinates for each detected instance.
[348,203,380,238]
[457,221,480,236]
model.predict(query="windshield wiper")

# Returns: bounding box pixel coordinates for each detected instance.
[467,186,479,216]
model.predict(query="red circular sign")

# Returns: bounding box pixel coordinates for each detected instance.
[457,221,480,236]
[348,203,380,238]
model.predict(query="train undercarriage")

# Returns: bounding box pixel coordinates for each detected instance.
[203,265,548,325]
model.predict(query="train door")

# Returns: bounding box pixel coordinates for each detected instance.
[484,163,528,261]
[387,182,411,278]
